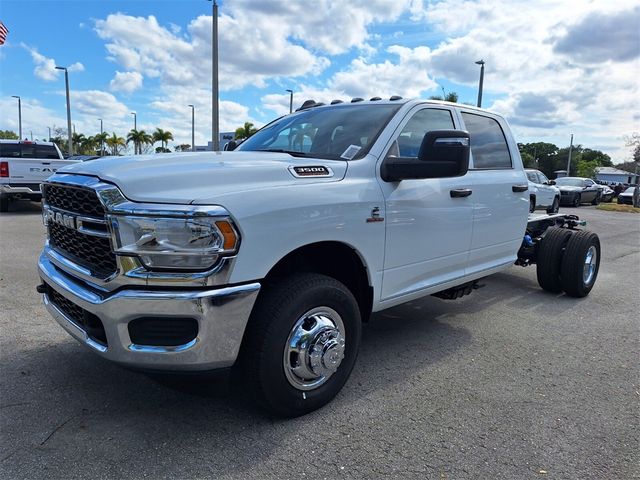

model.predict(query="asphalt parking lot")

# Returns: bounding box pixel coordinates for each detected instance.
[1,201,638,479]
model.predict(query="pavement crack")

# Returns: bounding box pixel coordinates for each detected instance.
[39,415,76,446]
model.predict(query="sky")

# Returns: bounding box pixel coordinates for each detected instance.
[0,0,638,161]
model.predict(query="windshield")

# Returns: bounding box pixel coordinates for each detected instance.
[555,178,584,187]
[237,104,401,160]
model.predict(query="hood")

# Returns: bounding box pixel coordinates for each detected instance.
[58,151,348,204]
[557,186,584,192]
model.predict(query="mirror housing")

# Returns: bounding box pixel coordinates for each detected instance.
[224,140,238,151]
[381,130,470,182]
[547,180,556,185]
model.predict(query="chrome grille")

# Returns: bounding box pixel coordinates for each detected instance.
[42,183,105,217]
[43,183,117,279]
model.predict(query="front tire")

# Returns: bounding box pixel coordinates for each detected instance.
[546,197,560,214]
[529,197,536,213]
[561,230,600,298]
[572,194,581,207]
[239,273,361,417]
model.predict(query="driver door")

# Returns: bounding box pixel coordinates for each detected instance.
[378,106,473,304]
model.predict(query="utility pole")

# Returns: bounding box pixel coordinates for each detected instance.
[11,96,22,140]
[441,86,446,100]
[188,104,195,152]
[286,89,293,113]
[210,0,220,151]
[99,118,104,156]
[30,131,33,141]
[566,133,574,175]
[48,126,51,141]
[475,60,485,108]
[55,66,73,155]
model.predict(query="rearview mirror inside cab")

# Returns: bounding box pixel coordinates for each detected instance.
[381,130,470,182]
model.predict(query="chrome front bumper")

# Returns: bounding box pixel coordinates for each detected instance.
[38,251,260,371]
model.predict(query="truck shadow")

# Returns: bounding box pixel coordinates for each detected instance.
[2,268,585,476]
[1,200,42,215]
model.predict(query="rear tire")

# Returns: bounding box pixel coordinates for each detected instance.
[546,197,560,214]
[239,273,361,417]
[560,230,600,298]
[536,227,573,293]
[529,197,536,213]
[0,197,9,213]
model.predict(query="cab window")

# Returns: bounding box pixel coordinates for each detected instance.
[390,108,454,158]
[461,112,512,169]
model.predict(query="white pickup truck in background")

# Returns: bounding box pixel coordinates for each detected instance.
[36,99,602,416]
[0,140,75,212]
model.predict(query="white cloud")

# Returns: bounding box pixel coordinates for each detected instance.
[22,44,84,81]
[110,71,143,93]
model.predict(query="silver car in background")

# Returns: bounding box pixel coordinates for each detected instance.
[526,169,560,213]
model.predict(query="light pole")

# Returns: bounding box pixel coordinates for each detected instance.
[30,130,33,141]
[55,66,73,155]
[441,86,446,100]
[286,89,293,114]
[475,59,485,108]
[48,127,51,142]
[209,0,220,151]
[566,133,574,175]
[99,118,104,156]
[11,96,22,140]
[188,104,195,152]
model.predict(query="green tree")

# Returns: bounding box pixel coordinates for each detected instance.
[428,92,459,103]
[0,130,19,139]
[235,122,257,140]
[127,129,152,154]
[577,159,599,179]
[518,142,559,177]
[175,144,192,152]
[94,132,109,156]
[105,133,126,156]
[152,128,174,152]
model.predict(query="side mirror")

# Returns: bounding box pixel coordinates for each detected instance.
[225,140,238,151]
[381,130,470,182]
[548,180,556,185]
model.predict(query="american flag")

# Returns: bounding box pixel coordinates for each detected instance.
[0,21,8,46]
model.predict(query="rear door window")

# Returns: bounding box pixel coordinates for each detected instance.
[0,143,21,157]
[461,112,512,169]
[526,171,538,183]
[35,144,60,159]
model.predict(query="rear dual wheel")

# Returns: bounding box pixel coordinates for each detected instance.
[536,228,600,297]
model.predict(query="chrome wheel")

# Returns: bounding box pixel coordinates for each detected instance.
[583,245,597,285]
[283,306,346,391]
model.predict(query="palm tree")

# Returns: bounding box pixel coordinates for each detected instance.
[94,132,109,156]
[71,132,86,154]
[127,129,152,154]
[105,133,126,156]
[80,135,97,155]
[234,122,257,140]
[152,128,174,153]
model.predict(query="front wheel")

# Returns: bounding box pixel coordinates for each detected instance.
[572,194,581,207]
[529,197,536,213]
[239,273,361,417]
[546,197,560,214]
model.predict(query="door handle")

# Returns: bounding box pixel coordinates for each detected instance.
[512,184,528,192]
[450,188,472,198]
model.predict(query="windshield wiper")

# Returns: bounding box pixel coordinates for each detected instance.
[253,149,309,158]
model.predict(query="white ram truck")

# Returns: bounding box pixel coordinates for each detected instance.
[37,99,601,416]
[0,140,73,212]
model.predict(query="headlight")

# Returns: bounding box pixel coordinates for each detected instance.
[109,214,238,271]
